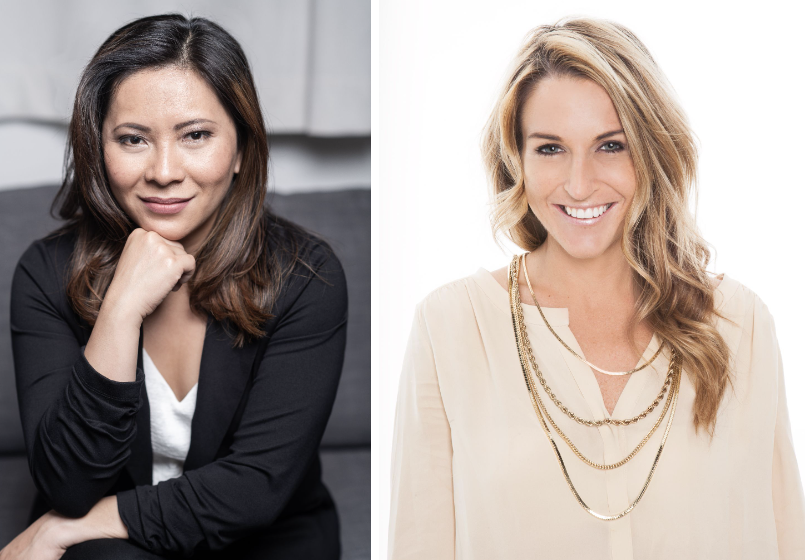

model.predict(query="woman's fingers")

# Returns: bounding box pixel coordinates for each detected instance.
[104,228,198,320]
[173,254,197,291]
[160,237,187,251]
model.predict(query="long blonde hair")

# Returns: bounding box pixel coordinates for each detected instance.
[483,18,730,436]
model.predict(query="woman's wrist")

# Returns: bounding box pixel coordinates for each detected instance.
[98,287,145,328]
[59,497,129,547]
[84,295,142,382]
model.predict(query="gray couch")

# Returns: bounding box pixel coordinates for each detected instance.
[0,185,370,559]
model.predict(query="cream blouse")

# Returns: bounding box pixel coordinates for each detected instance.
[389,268,805,559]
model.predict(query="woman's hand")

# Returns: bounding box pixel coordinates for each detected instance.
[0,497,128,560]
[0,512,70,560]
[84,228,196,382]
[104,228,197,323]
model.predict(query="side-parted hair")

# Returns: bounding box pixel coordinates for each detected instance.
[53,14,315,347]
[482,18,730,436]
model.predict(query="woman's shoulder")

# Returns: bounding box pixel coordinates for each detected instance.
[262,212,341,272]
[261,213,347,313]
[15,227,77,281]
[415,269,499,324]
[11,228,82,327]
[713,273,777,340]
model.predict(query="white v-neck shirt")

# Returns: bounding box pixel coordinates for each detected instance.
[142,348,198,484]
[389,268,805,559]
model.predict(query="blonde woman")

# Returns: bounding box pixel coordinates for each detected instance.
[389,18,805,559]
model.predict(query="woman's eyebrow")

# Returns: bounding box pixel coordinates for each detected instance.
[111,119,216,134]
[113,122,150,133]
[595,129,624,141]
[174,118,215,130]
[526,129,624,142]
[527,132,561,141]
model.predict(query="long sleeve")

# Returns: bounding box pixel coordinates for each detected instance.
[10,237,143,518]
[770,340,805,558]
[389,302,455,560]
[116,243,347,556]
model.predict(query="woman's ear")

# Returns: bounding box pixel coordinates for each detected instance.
[234,150,243,174]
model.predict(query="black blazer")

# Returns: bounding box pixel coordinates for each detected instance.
[10,226,347,556]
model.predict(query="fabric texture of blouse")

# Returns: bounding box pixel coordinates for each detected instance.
[389,268,805,560]
[142,348,198,485]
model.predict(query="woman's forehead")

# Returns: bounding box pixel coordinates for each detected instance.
[520,76,622,140]
[105,67,232,130]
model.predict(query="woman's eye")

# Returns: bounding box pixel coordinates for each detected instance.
[600,141,624,153]
[537,144,563,156]
[185,130,211,142]
[119,135,145,146]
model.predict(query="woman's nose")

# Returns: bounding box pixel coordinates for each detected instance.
[564,155,597,201]
[144,144,185,186]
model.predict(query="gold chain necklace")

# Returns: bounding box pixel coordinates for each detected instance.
[511,256,677,469]
[518,307,676,469]
[509,256,681,520]
[517,254,672,427]
[520,253,663,376]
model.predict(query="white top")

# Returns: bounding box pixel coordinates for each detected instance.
[143,348,198,484]
[389,269,805,560]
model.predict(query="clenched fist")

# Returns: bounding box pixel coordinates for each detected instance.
[104,228,197,322]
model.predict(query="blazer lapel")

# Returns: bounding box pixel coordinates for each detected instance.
[126,325,153,485]
[184,317,260,471]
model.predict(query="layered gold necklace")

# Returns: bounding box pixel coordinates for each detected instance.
[521,253,664,377]
[508,254,681,520]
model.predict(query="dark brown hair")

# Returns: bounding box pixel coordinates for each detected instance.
[52,14,315,346]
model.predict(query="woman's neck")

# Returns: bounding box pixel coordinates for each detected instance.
[528,236,636,309]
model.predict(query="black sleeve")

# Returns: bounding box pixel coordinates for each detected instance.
[116,243,348,556]
[10,238,144,518]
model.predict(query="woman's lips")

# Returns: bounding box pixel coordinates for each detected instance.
[141,197,192,215]
[555,202,615,225]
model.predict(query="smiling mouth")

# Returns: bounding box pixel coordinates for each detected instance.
[140,196,193,215]
[140,196,193,204]
[558,203,614,220]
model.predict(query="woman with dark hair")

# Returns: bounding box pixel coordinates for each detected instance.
[2,14,345,560]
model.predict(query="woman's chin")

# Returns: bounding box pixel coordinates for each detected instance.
[136,221,191,244]
[553,236,621,262]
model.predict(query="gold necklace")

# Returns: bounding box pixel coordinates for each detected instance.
[519,320,675,470]
[511,256,676,469]
[520,253,663,377]
[509,256,681,520]
[517,254,672,427]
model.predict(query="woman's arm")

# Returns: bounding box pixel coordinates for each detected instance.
[0,497,127,560]
[11,230,196,517]
[770,342,805,557]
[115,243,348,556]
[388,302,455,560]
[10,238,144,517]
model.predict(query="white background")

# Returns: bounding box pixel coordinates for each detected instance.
[373,1,805,558]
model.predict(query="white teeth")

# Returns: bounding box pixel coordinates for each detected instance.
[563,203,611,220]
